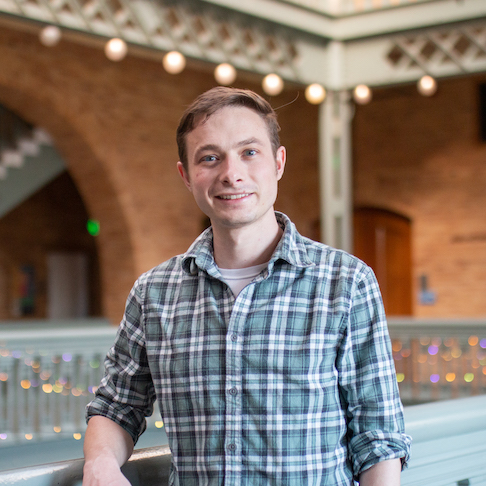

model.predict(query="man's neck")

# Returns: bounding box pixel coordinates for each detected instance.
[212,214,283,269]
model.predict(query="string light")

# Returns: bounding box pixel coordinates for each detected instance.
[468,335,479,346]
[39,25,62,47]
[163,51,186,74]
[464,373,475,383]
[104,38,128,62]
[214,63,237,85]
[417,75,437,96]
[353,84,372,105]
[262,74,284,96]
[305,83,326,104]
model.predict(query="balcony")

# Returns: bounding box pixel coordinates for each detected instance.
[1,318,486,484]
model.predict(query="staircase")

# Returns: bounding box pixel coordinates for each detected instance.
[0,105,65,218]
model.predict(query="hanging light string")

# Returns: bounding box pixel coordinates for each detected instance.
[37,24,438,104]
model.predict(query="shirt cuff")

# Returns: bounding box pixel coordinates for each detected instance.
[86,396,148,446]
[349,430,412,478]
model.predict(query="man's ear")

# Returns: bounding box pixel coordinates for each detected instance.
[177,161,192,192]
[276,146,286,181]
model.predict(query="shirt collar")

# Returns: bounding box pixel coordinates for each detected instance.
[181,212,315,276]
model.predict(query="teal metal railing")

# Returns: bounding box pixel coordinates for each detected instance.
[1,318,486,484]
[0,320,163,449]
[0,320,116,445]
[2,318,486,444]
[388,318,486,404]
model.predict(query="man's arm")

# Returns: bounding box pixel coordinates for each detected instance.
[83,415,135,486]
[359,458,401,486]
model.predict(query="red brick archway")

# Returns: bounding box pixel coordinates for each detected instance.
[0,88,136,324]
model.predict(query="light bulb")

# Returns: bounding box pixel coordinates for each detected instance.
[105,38,128,62]
[39,25,61,47]
[262,74,284,96]
[353,84,372,105]
[417,75,437,96]
[214,63,237,85]
[305,83,326,104]
[163,51,186,74]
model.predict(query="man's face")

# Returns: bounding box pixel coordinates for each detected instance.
[177,106,286,232]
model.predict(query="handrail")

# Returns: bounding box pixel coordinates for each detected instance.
[1,396,486,485]
[0,446,172,486]
[402,395,486,485]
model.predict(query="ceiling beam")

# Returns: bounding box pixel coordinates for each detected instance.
[201,0,486,41]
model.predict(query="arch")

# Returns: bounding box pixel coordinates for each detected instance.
[0,85,136,324]
[353,207,413,316]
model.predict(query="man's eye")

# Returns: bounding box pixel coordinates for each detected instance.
[201,155,217,162]
[244,149,257,157]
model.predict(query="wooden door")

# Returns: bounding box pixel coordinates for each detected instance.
[353,208,412,316]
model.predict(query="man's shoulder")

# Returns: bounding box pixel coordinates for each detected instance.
[284,218,370,277]
[300,236,370,276]
[135,254,186,287]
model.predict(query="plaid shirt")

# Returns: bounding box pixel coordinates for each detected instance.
[87,212,411,485]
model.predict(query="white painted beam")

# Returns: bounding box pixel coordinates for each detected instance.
[201,0,486,41]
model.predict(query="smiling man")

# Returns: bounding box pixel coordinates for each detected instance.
[83,87,411,486]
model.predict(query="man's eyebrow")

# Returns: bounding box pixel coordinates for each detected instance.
[196,144,220,154]
[195,138,263,156]
[237,137,263,147]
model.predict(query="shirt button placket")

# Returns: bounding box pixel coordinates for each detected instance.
[225,297,246,486]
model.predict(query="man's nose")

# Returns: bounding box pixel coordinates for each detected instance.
[220,155,243,184]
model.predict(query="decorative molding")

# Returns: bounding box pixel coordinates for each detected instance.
[1,0,486,87]
[0,0,301,80]
[387,20,486,77]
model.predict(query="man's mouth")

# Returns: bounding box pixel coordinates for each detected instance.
[218,193,251,200]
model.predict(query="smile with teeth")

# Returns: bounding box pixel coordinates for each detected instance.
[218,193,251,200]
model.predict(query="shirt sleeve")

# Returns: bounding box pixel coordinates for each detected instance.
[336,264,412,479]
[85,282,156,445]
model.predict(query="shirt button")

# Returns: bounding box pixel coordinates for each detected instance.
[227,443,236,452]
[228,387,238,396]
[231,334,238,342]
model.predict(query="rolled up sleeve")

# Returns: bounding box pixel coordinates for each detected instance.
[337,266,412,479]
[86,282,156,445]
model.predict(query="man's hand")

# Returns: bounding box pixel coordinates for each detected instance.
[359,458,401,486]
[83,416,135,486]
[82,455,131,486]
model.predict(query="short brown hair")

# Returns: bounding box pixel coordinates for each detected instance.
[176,87,281,170]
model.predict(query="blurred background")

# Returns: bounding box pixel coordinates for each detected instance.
[0,0,486,479]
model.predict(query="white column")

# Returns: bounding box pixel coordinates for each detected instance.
[318,89,353,253]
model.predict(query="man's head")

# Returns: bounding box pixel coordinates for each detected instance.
[176,86,281,172]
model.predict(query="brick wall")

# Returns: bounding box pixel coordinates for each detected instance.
[3,22,484,321]
[354,75,486,317]
[0,25,319,324]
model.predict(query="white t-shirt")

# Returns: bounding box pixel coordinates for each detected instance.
[219,262,268,296]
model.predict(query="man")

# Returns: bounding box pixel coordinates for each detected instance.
[83,87,411,485]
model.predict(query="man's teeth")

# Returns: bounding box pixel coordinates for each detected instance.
[219,194,250,200]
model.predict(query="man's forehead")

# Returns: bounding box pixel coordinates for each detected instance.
[202,105,266,124]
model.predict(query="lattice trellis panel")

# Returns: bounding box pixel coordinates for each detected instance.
[0,0,301,80]
[387,21,486,77]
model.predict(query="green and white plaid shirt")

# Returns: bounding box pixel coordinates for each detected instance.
[87,212,411,486]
